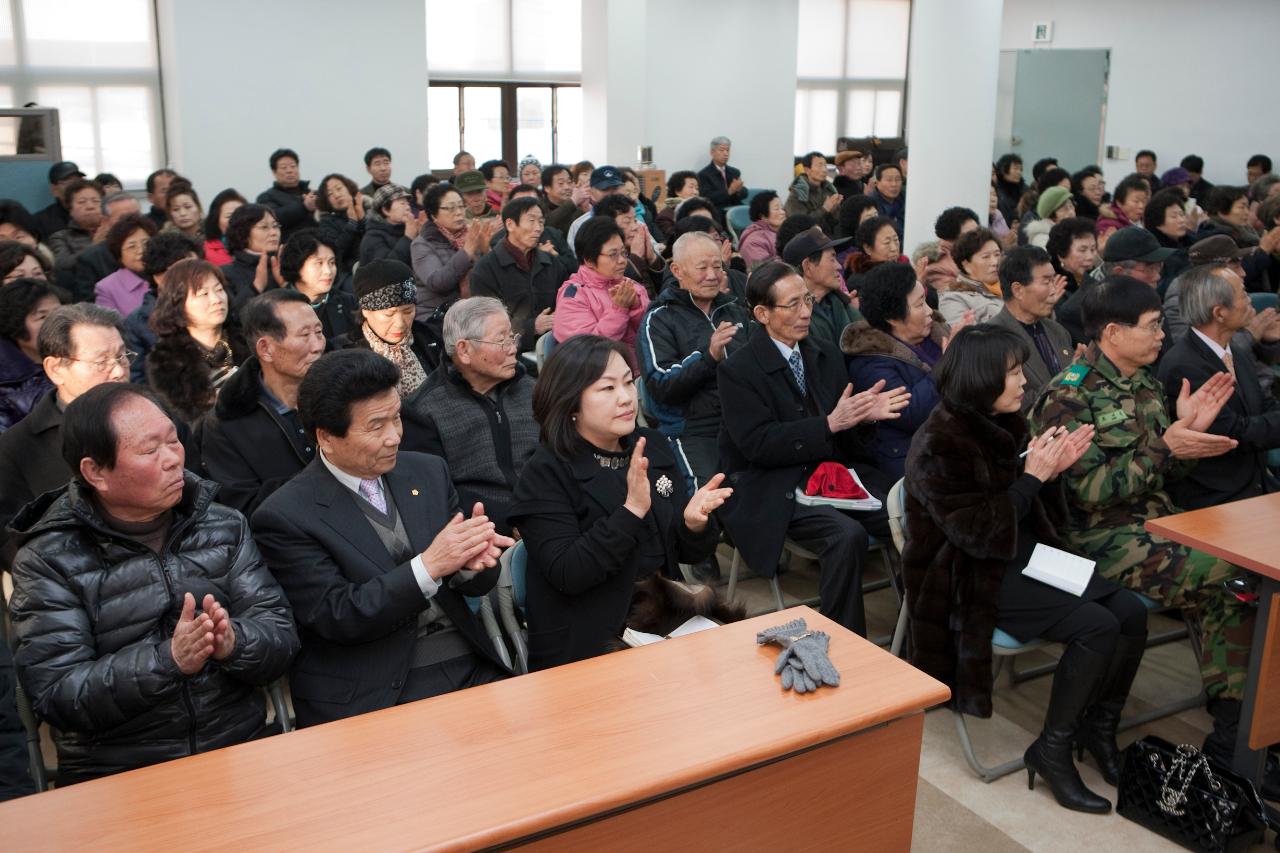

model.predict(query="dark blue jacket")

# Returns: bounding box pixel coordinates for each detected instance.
[840,319,943,479]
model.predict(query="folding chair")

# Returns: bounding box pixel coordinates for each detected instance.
[887,478,1204,783]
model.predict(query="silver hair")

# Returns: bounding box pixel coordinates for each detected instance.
[709,136,731,149]
[101,190,137,215]
[1178,263,1236,328]
[1249,173,1280,203]
[672,231,720,264]
[443,296,508,354]
[1101,259,1143,277]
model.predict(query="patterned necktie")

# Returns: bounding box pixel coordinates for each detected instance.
[788,350,807,396]
[358,478,387,514]
[1222,350,1237,382]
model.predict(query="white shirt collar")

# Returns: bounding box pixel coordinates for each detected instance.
[1191,327,1231,364]
[319,449,379,494]
[770,335,801,363]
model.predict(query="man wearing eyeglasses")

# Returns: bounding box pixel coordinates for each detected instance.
[401,297,537,538]
[716,261,909,636]
[0,303,198,561]
[1032,274,1257,779]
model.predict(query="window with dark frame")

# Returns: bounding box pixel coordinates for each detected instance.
[427,82,581,173]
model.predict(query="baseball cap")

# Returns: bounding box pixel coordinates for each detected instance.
[48,161,84,183]
[782,226,851,266]
[590,166,624,190]
[1101,226,1175,264]
[1189,234,1254,266]
[453,170,487,193]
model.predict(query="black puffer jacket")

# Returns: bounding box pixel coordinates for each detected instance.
[7,474,299,782]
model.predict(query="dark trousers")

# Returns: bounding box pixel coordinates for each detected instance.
[671,435,718,494]
[1034,588,1148,654]
[399,653,508,705]
[783,467,895,637]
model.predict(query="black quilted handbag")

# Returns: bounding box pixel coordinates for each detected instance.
[1116,736,1268,852]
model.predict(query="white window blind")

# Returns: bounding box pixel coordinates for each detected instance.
[0,0,163,185]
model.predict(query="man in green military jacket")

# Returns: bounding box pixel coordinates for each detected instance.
[1030,275,1259,777]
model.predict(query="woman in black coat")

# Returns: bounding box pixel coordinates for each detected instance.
[278,229,356,344]
[219,204,284,308]
[335,259,441,395]
[146,259,249,425]
[508,335,731,671]
[902,324,1146,814]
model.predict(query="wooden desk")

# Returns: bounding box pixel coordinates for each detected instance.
[1147,493,1280,780]
[1,606,948,852]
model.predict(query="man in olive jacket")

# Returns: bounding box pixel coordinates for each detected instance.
[8,383,298,785]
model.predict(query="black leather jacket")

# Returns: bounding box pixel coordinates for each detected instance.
[7,474,299,782]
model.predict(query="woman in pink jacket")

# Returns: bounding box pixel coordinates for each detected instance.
[737,190,785,271]
[553,217,649,350]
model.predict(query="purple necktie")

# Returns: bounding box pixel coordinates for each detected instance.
[358,478,386,514]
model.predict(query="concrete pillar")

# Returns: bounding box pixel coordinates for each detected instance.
[902,0,1005,254]
[580,0,648,166]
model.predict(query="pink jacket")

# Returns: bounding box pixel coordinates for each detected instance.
[738,220,778,269]
[553,265,650,348]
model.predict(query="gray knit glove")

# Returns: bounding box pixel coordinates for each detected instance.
[756,618,840,692]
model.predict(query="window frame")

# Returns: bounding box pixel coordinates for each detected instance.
[428,80,579,174]
[0,0,166,188]
[794,0,912,155]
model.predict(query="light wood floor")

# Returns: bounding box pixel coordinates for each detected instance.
[723,545,1268,852]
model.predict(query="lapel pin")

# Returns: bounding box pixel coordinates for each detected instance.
[411,489,419,496]
[656,475,673,498]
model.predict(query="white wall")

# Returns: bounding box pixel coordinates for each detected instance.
[641,0,798,195]
[155,0,429,198]
[582,0,798,195]
[1000,0,1280,187]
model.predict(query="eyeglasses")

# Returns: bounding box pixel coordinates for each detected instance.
[771,294,816,312]
[601,248,630,261]
[469,334,522,352]
[437,202,466,212]
[1117,320,1163,335]
[67,351,137,373]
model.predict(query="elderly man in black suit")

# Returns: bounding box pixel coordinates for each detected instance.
[989,246,1076,412]
[251,349,514,727]
[697,136,746,217]
[1157,264,1280,510]
[717,261,908,636]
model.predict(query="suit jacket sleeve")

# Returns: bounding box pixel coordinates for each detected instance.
[718,358,836,468]
[250,500,431,646]
[213,515,300,684]
[1161,344,1280,449]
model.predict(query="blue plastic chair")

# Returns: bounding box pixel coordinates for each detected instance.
[725,205,751,245]
[509,539,527,612]
[743,187,768,205]
[1251,292,1279,313]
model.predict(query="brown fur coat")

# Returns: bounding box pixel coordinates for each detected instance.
[901,400,1073,717]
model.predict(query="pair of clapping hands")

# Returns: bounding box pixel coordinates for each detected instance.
[1025,370,1241,482]
[826,378,912,433]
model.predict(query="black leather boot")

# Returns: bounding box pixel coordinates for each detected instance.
[1025,643,1112,813]
[1076,634,1146,785]
[1201,697,1241,768]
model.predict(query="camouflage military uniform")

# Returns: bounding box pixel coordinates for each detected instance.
[1030,344,1254,700]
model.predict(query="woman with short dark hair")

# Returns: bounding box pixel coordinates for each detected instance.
[0,241,51,285]
[508,334,732,670]
[903,324,1146,813]
[845,215,906,287]
[409,184,494,318]
[163,180,204,239]
[737,190,785,269]
[1145,188,1194,291]
[220,204,283,307]
[1046,218,1099,293]
[839,262,950,478]
[202,189,246,267]
[1095,176,1150,242]
[553,217,650,349]
[147,259,249,423]
[938,227,1003,325]
[0,279,63,432]
[313,173,365,274]
[994,153,1026,225]
[48,180,105,277]
[280,230,356,342]
[94,214,159,315]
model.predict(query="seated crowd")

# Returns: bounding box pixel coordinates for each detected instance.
[1,139,1279,826]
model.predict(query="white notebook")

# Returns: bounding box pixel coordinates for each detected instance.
[621,615,720,647]
[1021,544,1095,597]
